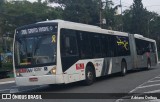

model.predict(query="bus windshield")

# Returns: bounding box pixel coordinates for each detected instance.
[14,34,57,68]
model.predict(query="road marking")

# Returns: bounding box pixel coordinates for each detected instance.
[155,77,160,78]
[144,89,160,93]
[137,83,160,89]
[148,80,160,83]
[0,81,15,85]
[147,99,160,102]
[129,75,160,93]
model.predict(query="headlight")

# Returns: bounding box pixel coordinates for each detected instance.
[16,72,22,77]
[51,67,56,75]
[46,66,56,75]
[16,72,20,76]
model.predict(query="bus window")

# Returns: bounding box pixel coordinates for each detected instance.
[135,39,155,55]
[61,29,78,56]
[107,36,116,57]
[150,42,156,53]
[100,35,107,57]
[78,31,92,59]
[116,36,130,56]
[92,34,102,58]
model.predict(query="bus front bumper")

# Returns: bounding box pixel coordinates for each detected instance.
[15,75,64,86]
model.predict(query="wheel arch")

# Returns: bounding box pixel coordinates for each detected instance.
[86,62,96,76]
[121,58,127,69]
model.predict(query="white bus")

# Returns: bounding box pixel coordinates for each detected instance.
[13,20,158,86]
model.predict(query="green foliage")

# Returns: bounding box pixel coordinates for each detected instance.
[0,0,160,52]
[1,62,13,71]
[0,0,63,37]
[131,0,147,35]
[59,0,100,25]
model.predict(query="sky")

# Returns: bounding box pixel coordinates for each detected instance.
[112,0,160,14]
[27,0,160,14]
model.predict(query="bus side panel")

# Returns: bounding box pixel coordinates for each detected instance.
[101,56,132,75]
[134,38,157,68]
[63,59,104,83]
[152,42,158,66]
[63,56,132,84]
[129,34,137,69]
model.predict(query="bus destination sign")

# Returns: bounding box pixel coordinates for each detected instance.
[17,26,57,35]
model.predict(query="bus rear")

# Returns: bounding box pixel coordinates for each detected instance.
[13,22,63,86]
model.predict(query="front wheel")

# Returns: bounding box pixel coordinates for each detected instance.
[83,67,95,85]
[121,61,127,76]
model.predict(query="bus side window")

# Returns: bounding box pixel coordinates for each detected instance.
[100,35,107,57]
[61,29,78,56]
[78,31,92,59]
[107,36,115,57]
[151,42,156,53]
[92,34,102,58]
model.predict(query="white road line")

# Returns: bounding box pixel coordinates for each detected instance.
[129,75,160,93]
[144,89,160,93]
[0,81,15,85]
[147,100,160,102]
[137,83,160,89]
[155,77,160,78]
[148,80,160,83]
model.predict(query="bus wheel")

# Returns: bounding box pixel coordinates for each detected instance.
[84,66,95,85]
[121,61,127,76]
[146,60,151,70]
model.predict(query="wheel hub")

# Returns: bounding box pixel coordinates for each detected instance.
[87,71,93,80]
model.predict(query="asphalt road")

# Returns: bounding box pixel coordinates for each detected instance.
[0,64,160,102]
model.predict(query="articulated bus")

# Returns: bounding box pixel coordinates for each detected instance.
[13,20,158,86]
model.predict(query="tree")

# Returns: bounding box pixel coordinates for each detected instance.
[0,0,63,38]
[123,9,132,33]
[131,0,146,35]
[48,0,101,25]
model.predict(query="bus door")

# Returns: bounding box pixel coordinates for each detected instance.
[60,29,79,74]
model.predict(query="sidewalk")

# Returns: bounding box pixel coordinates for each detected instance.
[0,78,15,84]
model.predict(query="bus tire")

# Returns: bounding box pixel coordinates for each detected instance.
[121,61,127,76]
[146,59,151,70]
[83,66,95,85]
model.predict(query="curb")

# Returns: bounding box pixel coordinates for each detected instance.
[0,81,15,85]
[0,78,15,84]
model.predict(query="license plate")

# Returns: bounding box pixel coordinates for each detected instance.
[29,77,38,82]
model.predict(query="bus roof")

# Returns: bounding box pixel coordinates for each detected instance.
[37,19,129,37]
[134,34,155,42]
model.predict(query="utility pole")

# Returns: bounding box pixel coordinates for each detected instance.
[99,0,107,28]
[120,0,122,15]
[100,1,102,28]
[120,0,123,31]
[148,19,149,37]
